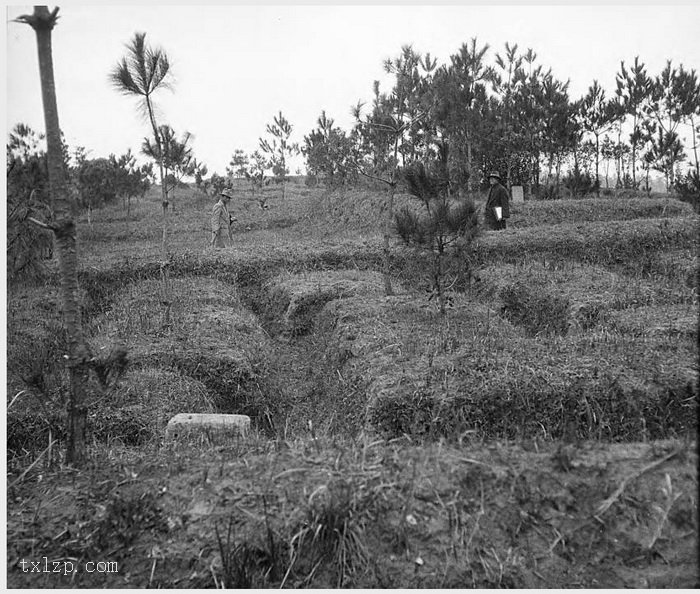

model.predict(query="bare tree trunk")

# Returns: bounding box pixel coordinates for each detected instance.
[555,153,562,187]
[145,108,168,259]
[616,125,622,188]
[631,114,638,188]
[435,245,446,317]
[691,115,699,176]
[466,138,474,191]
[24,6,91,465]
[382,183,395,296]
[594,133,601,197]
[506,156,512,193]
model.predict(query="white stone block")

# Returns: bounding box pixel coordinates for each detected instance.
[511,185,524,203]
[165,413,250,443]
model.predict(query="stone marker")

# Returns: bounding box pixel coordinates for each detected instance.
[165,413,250,443]
[511,185,524,203]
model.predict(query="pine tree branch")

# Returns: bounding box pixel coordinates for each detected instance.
[349,159,393,186]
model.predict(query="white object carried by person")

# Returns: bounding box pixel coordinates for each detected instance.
[494,206,502,221]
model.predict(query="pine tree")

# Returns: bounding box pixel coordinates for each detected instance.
[578,80,613,196]
[110,32,173,258]
[615,56,652,188]
[259,111,299,199]
[15,6,91,464]
[395,162,479,316]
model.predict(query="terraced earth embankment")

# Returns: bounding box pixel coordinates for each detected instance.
[6,184,699,587]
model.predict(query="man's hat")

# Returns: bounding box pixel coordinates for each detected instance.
[488,171,501,180]
[220,188,234,199]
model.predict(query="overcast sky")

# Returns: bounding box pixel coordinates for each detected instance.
[4,3,700,175]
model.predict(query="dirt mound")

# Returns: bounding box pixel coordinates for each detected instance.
[91,368,216,445]
[266,269,389,335]
[472,217,698,270]
[509,195,695,229]
[298,188,414,235]
[475,261,697,332]
[314,291,697,441]
[90,276,275,420]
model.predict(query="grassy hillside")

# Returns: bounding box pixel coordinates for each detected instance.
[6,180,699,587]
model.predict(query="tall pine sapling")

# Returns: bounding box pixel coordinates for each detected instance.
[259,111,299,199]
[227,149,249,181]
[246,150,270,196]
[302,111,357,187]
[110,31,173,259]
[15,6,127,465]
[395,162,479,316]
[142,124,194,205]
[7,124,54,277]
[352,47,431,296]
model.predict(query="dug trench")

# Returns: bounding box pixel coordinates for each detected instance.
[7,252,388,455]
[8,243,696,457]
[7,250,699,589]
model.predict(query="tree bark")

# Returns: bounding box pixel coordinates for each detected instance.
[145,102,168,259]
[631,113,638,188]
[26,6,90,465]
[691,115,699,176]
[466,138,474,191]
[594,133,601,197]
[382,182,395,296]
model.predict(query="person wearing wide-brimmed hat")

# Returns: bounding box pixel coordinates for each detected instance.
[211,188,237,247]
[484,171,510,230]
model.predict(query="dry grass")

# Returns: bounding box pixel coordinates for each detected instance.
[476,260,695,312]
[6,437,698,588]
[298,188,694,236]
[90,276,267,362]
[266,268,390,335]
[88,275,276,421]
[472,217,698,271]
[6,181,699,588]
[90,368,216,446]
[508,195,695,229]
[312,287,696,441]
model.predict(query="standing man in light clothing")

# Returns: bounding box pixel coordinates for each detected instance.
[211,189,236,247]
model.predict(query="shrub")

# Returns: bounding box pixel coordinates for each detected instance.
[537,184,561,201]
[77,157,119,210]
[473,218,698,270]
[562,165,598,197]
[673,169,700,212]
[7,406,66,459]
[369,377,697,442]
[573,301,604,330]
[215,514,285,588]
[6,151,54,279]
[499,282,569,336]
[395,162,479,315]
[94,491,167,550]
[368,390,440,438]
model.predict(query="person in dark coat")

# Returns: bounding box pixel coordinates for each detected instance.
[484,171,510,230]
